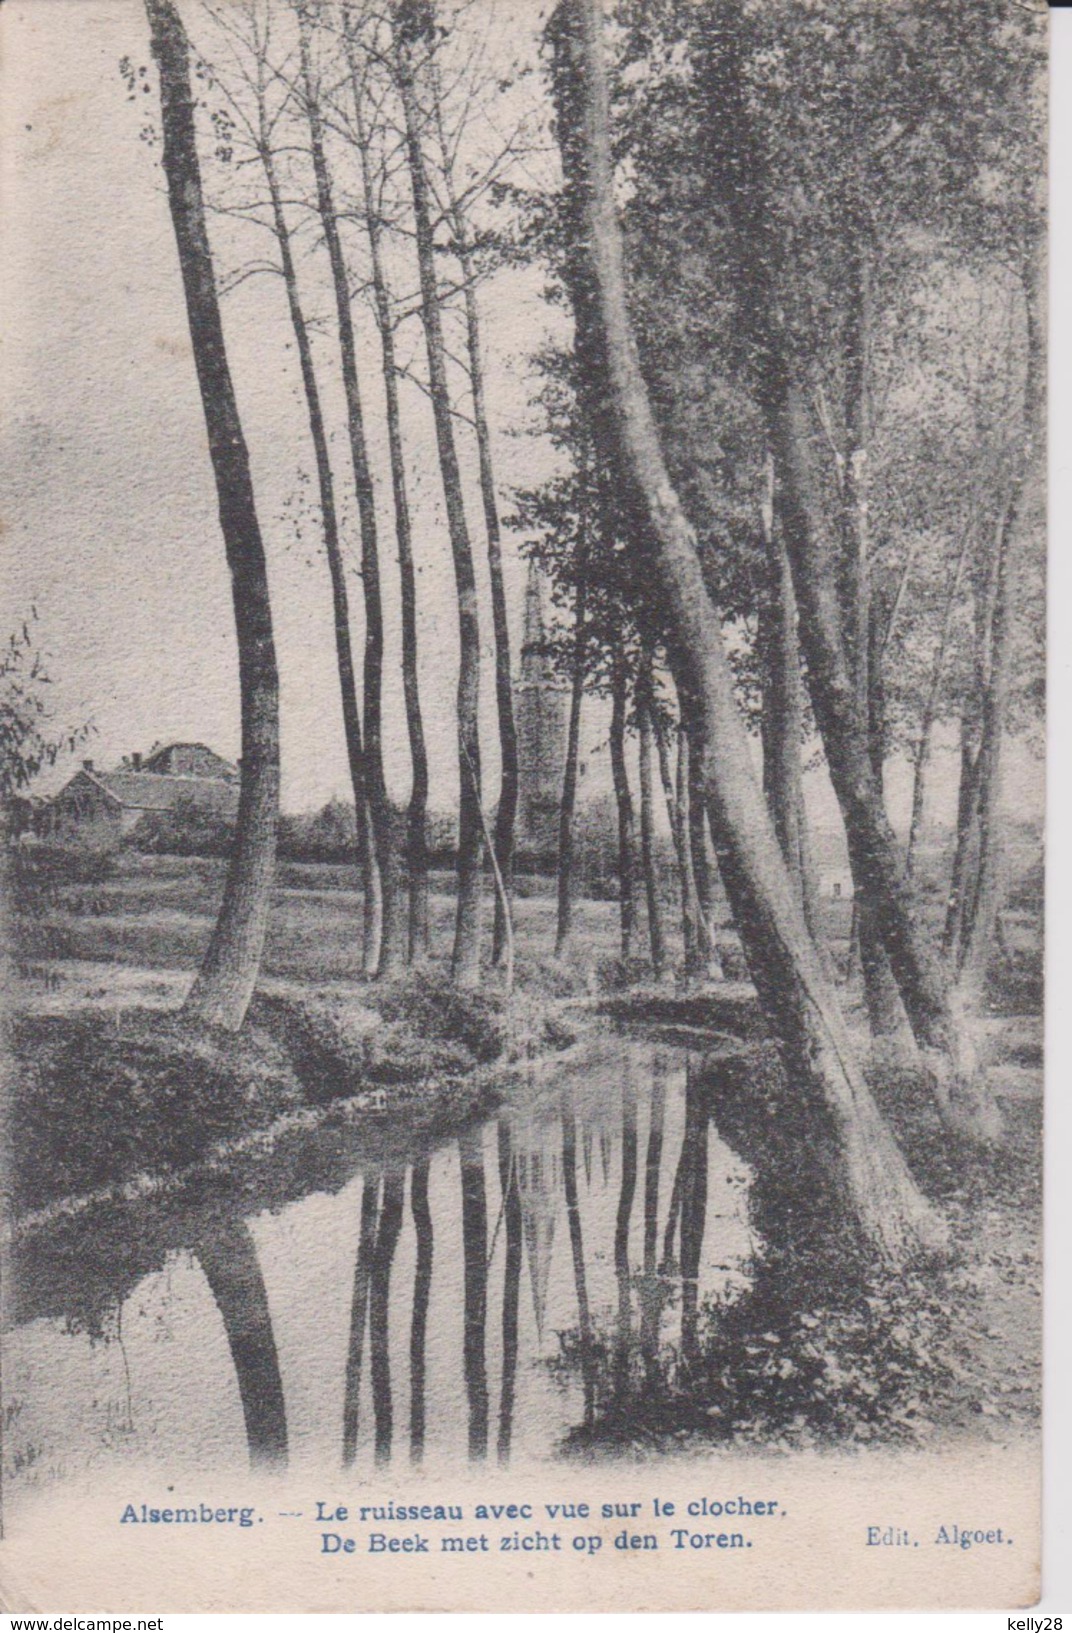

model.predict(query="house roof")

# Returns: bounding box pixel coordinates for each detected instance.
[101,770,238,813]
[61,768,239,815]
[143,741,238,776]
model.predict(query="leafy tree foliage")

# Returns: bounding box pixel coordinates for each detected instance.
[0,617,91,817]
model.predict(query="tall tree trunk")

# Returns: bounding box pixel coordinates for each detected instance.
[944,512,1000,961]
[609,649,637,961]
[905,735,929,885]
[859,608,915,1055]
[556,582,587,956]
[549,0,948,1265]
[147,0,279,1034]
[255,101,379,983]
[957,763,1007,1002]
[756,459,824,949]
[944,690,985,961]
[637,675,668,979]
[906,515,973,881]
[843,232,913,1054]
[393,2,484,981]
[953,255,1041,996]
[651,703,698,973]
[431,90,519,969]
[344,14,430,961]
[856,892,914,1052]
[841,228,873,756]
[685,728,724,978]
[297,11,399,975]
[677,727,724,979]
[468,758,515,990]
[961,339,1040,987]
[775,391,971,1095]
[691,4,995,1141]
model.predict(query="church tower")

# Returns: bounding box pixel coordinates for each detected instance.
[515,560,569,858]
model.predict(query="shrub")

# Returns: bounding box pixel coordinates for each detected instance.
[363,1022,475,1085]
[11,833,118,913]
[515,951,596,999]
[277,799,358,864]
[556,1266,963,1453]
[372,971,508,1064]
[595,955,658,992]
[129,797,235,859]
[715,939,750,981]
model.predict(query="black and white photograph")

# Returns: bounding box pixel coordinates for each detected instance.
[0,0,1047,1611]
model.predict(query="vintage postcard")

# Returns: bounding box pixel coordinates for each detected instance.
[0,0,1046,1613]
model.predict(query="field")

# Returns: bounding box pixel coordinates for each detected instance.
[10,849,753,1001]
[9,846,1042,1088]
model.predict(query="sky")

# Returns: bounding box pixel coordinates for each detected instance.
[1,0,564,813]
[0,0,1044,840]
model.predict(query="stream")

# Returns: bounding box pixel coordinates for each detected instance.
[4,1031,756,1492]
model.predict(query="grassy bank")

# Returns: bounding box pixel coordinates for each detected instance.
[6,973,580,1216]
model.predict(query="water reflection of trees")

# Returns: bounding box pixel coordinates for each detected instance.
[332,1046,729,1468]
[497,1122,522,1463]
[640,1057,666,1373]
[678,1069,710,1369]
[553,1052,730,1449]
[561,1099,595,1428]
[370,1167,405,1463]
[124,1043,746,1475]
[342,1159,433,1468]
[613,1072,637,1394]
[195,1220,288,1470]
[459,1128,489,1461]
[409,1156,433,1464]
[342,1169,379,1467]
